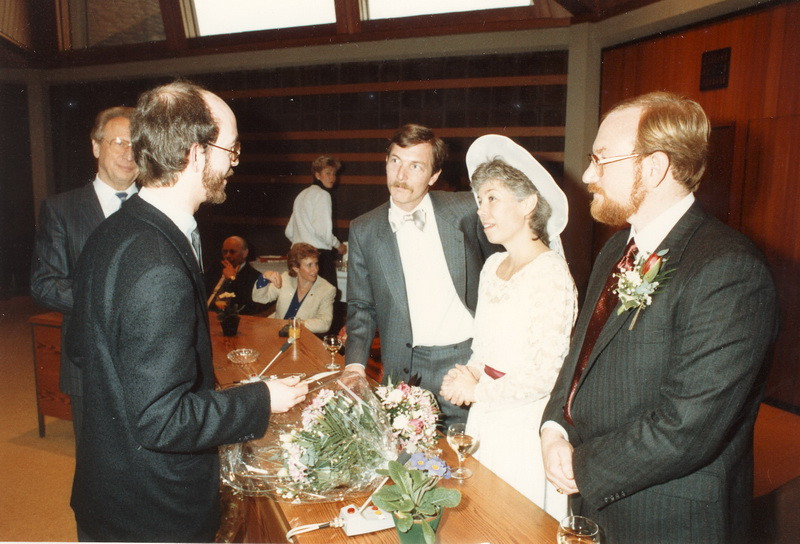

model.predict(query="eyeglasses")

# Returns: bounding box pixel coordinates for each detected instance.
[207,141,241,163]
[104,137,132,151]
[587,152,640,175]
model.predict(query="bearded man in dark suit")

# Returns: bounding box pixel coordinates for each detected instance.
[344,124,498,426]
[65,81,308,542]
[31,106,138,439]
[541,92,778,543]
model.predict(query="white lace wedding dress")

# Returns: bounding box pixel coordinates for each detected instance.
[465,250,577,520]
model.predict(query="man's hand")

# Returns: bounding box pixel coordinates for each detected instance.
[344,363,366,379]
[262,270,282,288]
[337,244,347,256]
[221,260,237,280]
[541,427,579,495]
[266,376,308,413]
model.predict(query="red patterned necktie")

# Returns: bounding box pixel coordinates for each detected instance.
[564,238,638,425]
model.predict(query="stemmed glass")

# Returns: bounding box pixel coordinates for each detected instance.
[446,423,479,480]
[557,515,600,544]
[322,335,342,370]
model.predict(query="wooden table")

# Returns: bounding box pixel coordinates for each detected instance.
[29,312,71,436]
[212,314,558,543]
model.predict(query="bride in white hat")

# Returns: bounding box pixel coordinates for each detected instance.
[440,135,577,520]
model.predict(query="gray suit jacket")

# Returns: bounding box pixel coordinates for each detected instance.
[543,202,778,544]
[30,182,104,397]
[345,191,498,378]
[65,195,270,541]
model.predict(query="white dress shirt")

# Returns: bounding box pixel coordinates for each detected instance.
[390,193,474,347]
[285,184,341,250]
[93,176,138,218]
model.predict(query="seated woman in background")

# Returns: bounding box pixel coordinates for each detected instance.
[440,135,577,520]
[252,243,336,334]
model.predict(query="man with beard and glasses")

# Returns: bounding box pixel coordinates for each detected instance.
[541,92,778,544]
[64,81,308,542]
[344,124,499,427]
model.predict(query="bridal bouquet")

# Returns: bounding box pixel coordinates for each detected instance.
[374,380,440,453]
[220,372,398,502]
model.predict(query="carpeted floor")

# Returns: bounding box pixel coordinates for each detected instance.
[0,295,798,542]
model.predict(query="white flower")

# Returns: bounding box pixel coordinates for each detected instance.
[393,413,410,430]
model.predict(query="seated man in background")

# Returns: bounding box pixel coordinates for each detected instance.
[208,235,267,315]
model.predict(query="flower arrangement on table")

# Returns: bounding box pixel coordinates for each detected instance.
[372,452,461,544]
[214,292,243,319]
[374,380,440,453]
[220,373,398,502]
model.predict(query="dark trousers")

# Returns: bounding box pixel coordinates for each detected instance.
[316,247,339,296]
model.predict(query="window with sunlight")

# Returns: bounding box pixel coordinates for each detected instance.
[363,0,532,20]
[192,0,337,37]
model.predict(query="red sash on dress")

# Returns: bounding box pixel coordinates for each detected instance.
[483,365,506,380]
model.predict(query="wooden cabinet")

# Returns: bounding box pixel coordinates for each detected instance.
[29,312,70,436]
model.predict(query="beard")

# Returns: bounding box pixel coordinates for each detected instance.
[588,165,645,226]
[203,160,229,204]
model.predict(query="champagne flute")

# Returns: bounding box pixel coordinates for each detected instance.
[446,423,479,480]
[322,335,342,370]
[557,515,600,544]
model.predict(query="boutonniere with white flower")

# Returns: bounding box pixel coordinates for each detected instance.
[614,249,673,330]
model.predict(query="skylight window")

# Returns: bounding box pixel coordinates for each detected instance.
[363,0,532,20]
[192,0,337,37]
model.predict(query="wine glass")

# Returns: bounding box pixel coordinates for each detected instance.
[322,335,342,370]
[446,423,479,480]
[557,515,600,544]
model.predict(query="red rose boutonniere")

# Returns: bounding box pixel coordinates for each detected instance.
[614,249,674,330]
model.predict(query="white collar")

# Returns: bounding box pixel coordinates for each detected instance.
[630,193,695,255]
[388,192,433,220]
[137,187,197,241]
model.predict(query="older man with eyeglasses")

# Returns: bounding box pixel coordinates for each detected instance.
[31,106,139,442]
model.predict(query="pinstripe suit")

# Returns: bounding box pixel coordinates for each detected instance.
[543,202,778,543]
[31,182,105,399]
[345,191,498,424]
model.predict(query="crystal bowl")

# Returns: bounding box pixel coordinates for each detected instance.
[227,348,260,366]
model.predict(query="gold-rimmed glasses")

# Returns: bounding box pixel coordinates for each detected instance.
[207,141,241,162]
[103,137,132,151]
[587,152,640,175]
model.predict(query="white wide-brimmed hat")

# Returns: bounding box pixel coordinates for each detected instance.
[466,134,568,255]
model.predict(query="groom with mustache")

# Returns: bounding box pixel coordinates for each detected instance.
[344,124,498,426]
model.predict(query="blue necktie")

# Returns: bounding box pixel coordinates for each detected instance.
[116,192,128,203]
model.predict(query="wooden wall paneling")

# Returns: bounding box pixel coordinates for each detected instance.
[740,115,800,409]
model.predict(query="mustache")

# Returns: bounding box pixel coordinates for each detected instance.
[390,182,411,191]
[587,183,603,196]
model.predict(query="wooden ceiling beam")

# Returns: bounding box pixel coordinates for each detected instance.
[158,0,187,51]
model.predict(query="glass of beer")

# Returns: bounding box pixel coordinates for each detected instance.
[288,317,302,340]
[446,423,479,480]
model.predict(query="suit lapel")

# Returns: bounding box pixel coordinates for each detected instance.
[430,192,467,298]
[374,204,411,320]
[577,202,708,388]
[125,195,209,330]
[79,183,105,229]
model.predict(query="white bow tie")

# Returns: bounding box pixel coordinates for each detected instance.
[390,209,426,232]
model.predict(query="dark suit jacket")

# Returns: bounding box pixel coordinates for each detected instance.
[543,202,778,544]
[345,191,498,382]
[30,182,104,397]
[65,195,270,542]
